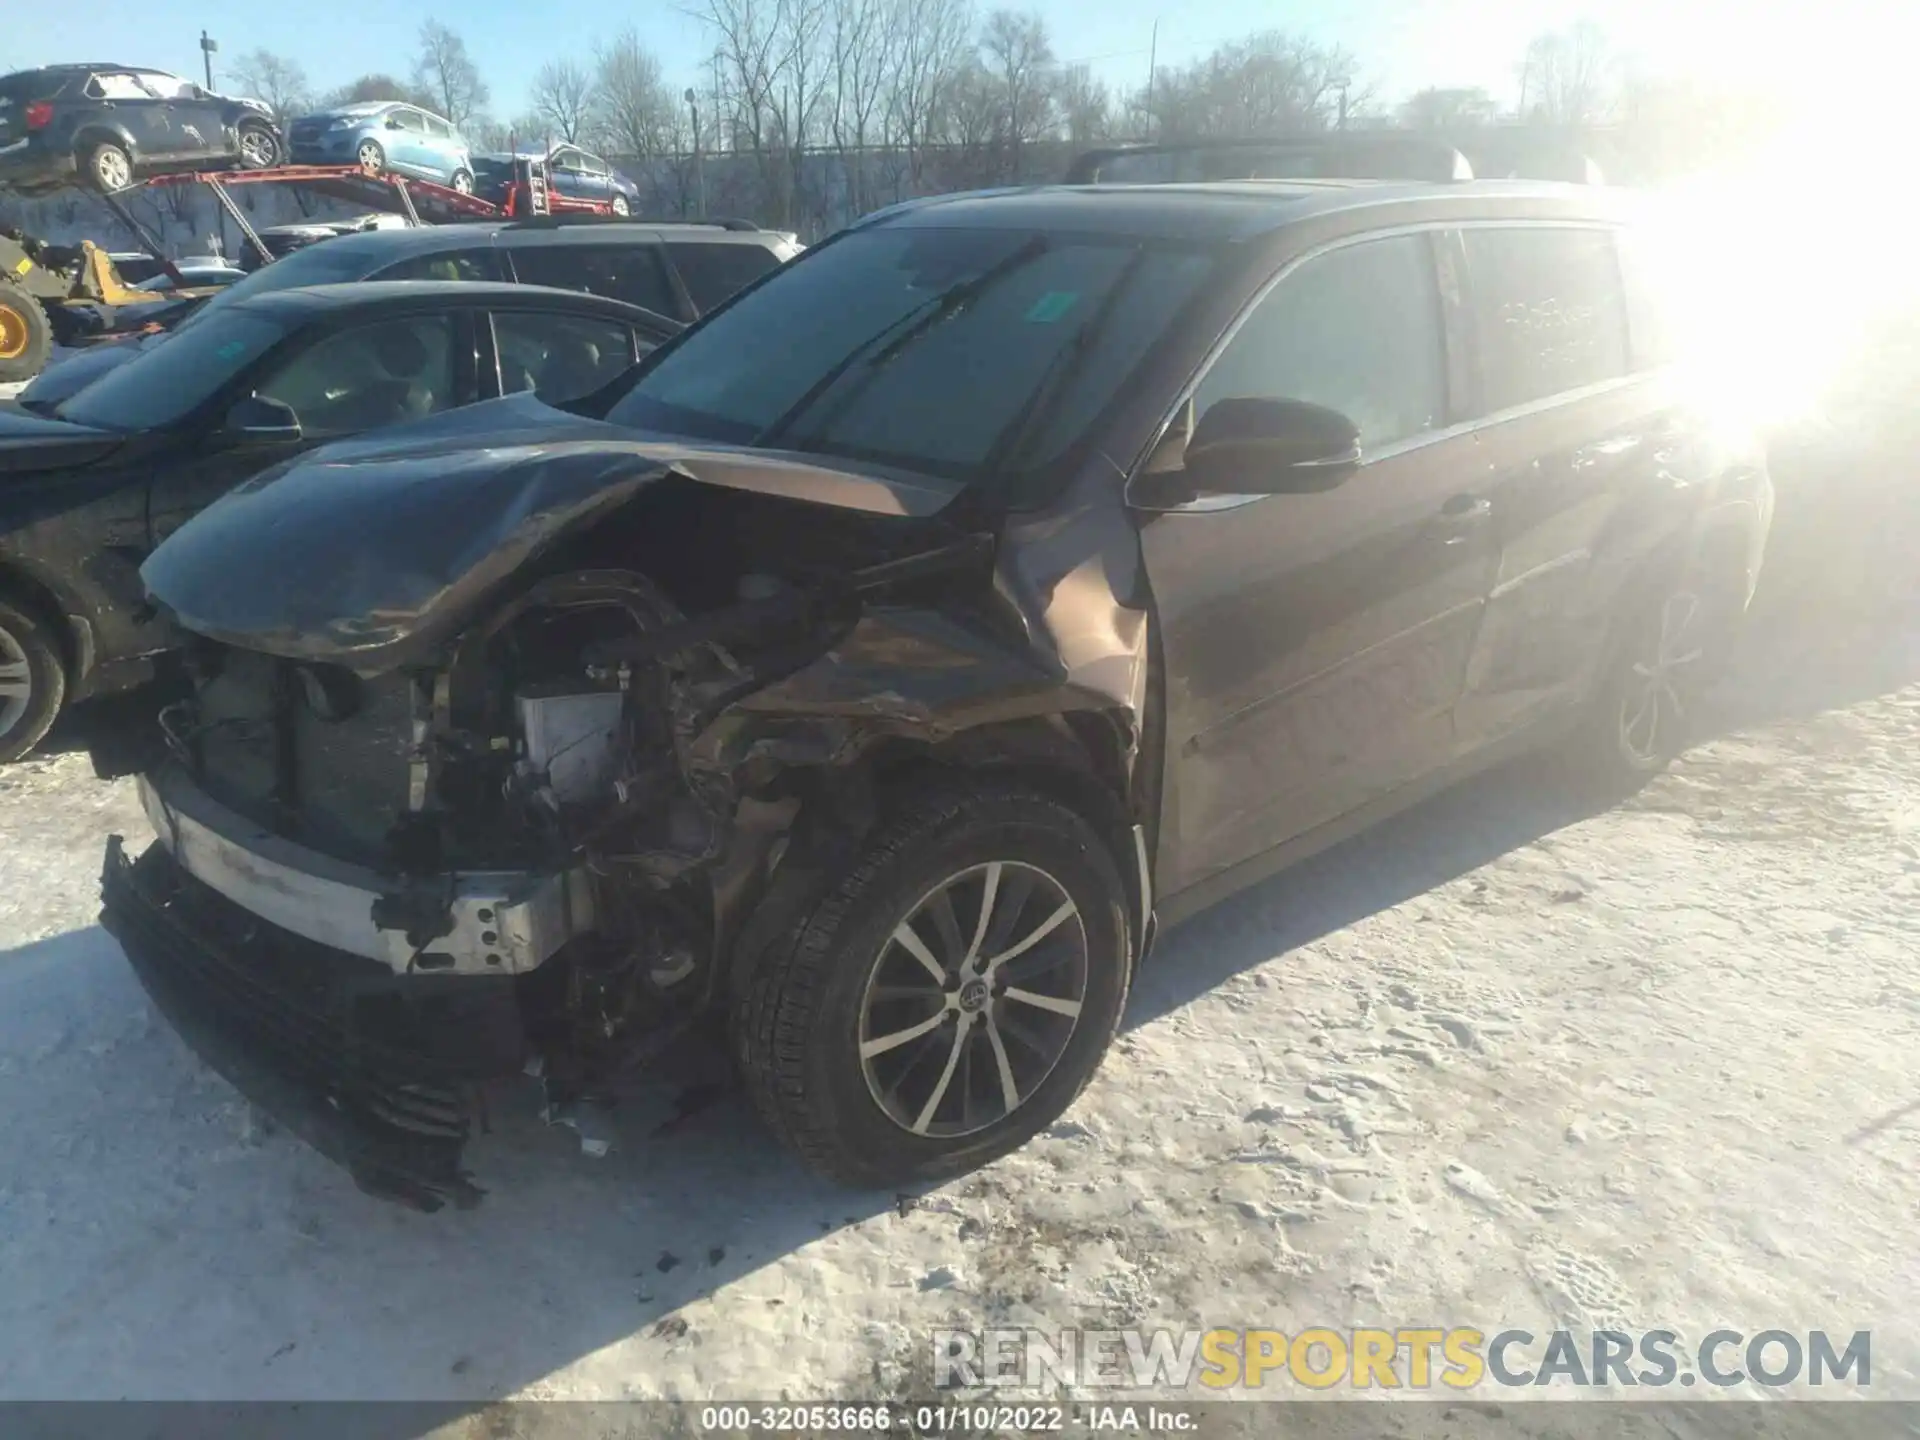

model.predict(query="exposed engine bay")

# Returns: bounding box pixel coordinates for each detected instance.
[96,433,1154,1208]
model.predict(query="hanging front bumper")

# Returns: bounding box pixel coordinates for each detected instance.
[100,836,531,1210]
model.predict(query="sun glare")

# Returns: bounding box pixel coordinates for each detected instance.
[1640,97,1920,438]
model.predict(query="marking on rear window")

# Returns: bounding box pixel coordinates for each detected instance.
[1025,291,1080,323]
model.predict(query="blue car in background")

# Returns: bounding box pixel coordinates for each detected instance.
[474,143,644,214]
[287,101,474,192]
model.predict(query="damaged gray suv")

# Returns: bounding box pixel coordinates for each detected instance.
[99,181,1773,1208]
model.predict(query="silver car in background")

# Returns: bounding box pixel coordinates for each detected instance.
[287,102,474,192]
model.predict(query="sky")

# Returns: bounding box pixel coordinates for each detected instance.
[0,0,1899,127]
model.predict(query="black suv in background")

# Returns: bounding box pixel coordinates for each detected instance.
[104,179,1773,1208]
[0,64,282,194]
[18,217,802,409]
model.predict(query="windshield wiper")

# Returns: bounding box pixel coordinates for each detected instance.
[978,247,1147,478]
[753,236,1049,451]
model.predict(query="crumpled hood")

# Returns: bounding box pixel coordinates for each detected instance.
[140,393,963,669]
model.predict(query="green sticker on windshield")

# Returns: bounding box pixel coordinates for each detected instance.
[1025,291,1079,323]
[215,339,251,360]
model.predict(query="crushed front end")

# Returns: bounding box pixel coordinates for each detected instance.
[96,417,1147,1207]
[103,553,875,1209]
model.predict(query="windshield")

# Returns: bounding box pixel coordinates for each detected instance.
[59,313,287,432]
[607,226,1215,486]
[167,239,387,334]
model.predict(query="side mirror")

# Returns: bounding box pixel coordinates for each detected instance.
[1182,397,1362,495]
[222,393,302,443]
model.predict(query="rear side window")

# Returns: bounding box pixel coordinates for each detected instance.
[1465,226,1629,411]
[375,248,505,282]
[494,310,635,403]
[139,72,196,100]
[1192,233,1447,451]
[255,314,459,438]
[86,73,151,101]
[670,242,781,313]
[510,243,679,319]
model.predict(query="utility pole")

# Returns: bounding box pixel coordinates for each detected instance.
[199,30,218,90]
[1144,18,1159,140]
[685,88,706,220]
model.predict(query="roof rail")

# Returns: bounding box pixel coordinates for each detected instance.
[502,213,767,232]
[1065,135,1474,185]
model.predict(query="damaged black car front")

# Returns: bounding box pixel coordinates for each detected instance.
[99,210,1216,1208]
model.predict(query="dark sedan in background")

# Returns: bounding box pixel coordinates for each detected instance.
[0,280,678,759]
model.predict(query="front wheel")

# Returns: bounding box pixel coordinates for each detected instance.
[0,596,67,764]
[237,122,281,169]
[451,168,474,195]
[356,139,385,174]
[610,192,631,217]
[733,782,1132,1187]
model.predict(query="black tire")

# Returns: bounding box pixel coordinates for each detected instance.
[84,140,135,192]
[451,169,474,195]
[356,139,385,174]
[1568,566,1742,792]
[0,596,68,764]
[732,781,1132,1187]
[0,284,54,384]
[236,121,281,170]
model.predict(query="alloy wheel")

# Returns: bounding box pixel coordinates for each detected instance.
[1618,590,1705,767]
[858,860,1089,1139]
[357,143,383,173]
[240,128,277,167]
[0,623,33,738]
[93,147,132,190]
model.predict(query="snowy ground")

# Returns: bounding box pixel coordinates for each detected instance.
[1,401,1917,1412]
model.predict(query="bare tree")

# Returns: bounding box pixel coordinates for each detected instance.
[591,30,679,160]
[933,59,1004,187]
[1053,64,1113,146]
[530,59,597,144]
[470,113,550,151]
[1136,31,1355,141]
[977,9,1055,180]
[229,50,313,123]
[412,19,491,126]
[826,0,893,216]
[695,0,834,227]
[882,0,972,193]
[1398,86,1500,129]
[326,74,425,108]
[1517,22,1612,126]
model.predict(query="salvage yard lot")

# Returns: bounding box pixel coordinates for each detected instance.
[0,399,1917,1407]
